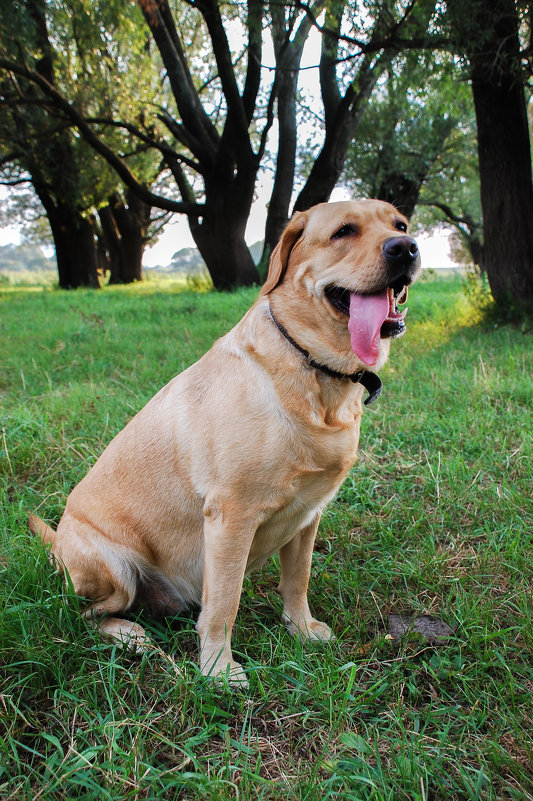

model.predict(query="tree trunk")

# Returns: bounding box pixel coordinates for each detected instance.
[260,70,299,270]
[98,190,151,283]
[167,158,260,290]
[111,190,150,284]
[98,203,121,281]
[117,190,151,283]
[260,3,319,269]
[376,172,426,220]
[46,204,100,288]
[189,206,259,290]
[466,0,533,309]
[293,64,382,213]
[186,159,260,290]
[293,109,358,212]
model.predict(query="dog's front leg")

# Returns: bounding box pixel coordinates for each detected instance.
[278,515,333,641]
[196,503,255,687]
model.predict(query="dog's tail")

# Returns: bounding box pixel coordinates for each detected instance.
[28,513,56,546]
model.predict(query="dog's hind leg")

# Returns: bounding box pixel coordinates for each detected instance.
[76,562,151,652]
[93,616,149,652]
[88,571,187,652]
[30,512,150,652]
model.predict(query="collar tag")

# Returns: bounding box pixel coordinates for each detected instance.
[358,371,383,406]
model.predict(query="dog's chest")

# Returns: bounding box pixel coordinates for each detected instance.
[245,429,357,572]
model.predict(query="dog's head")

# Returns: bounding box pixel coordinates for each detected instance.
[261,199,421,370]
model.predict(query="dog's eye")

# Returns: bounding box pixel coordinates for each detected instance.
[394,220,408,233]
[332,224,357,239]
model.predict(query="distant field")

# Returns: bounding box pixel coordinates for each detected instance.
[1,275,531,800]
[0,239,464,288]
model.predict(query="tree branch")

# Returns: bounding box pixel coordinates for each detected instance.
[242,0,263,124]
[194,0,252,154]
[0,58,207,217]
[319,4,342,126]
[138,0,219,160]
[87,113,203,175]
[292,0,450,54]
[420,199,481,232]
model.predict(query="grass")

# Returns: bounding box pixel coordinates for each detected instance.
[1,275,531,800]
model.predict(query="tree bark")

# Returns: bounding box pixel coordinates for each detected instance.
[115,191,150,283]
[260,2,323,268]
[45,203,100,289]
[98,190,151,283]
[464,0,533,308]
[98,203,121,281]
[188,182,259,290]
[294,57,384,213]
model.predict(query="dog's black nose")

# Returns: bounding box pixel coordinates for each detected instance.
[383,236,419,266]
[383,236,420,285]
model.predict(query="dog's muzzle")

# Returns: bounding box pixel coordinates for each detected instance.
[383,236,420,289]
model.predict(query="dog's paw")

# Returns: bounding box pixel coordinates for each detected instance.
[283,614,334,642]
[306,619,334,641]
[98,618,150,653]
[202,659,249,689]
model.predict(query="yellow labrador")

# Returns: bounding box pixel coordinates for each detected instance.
[29,199,421,685]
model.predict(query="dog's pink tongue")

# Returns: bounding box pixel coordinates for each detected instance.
[348,290,389,366]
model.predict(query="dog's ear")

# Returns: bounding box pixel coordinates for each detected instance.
[261,212,306,295]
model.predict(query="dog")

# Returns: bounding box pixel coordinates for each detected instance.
[29,199,421,685]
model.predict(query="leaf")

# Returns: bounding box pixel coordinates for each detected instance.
[340,732,372,754]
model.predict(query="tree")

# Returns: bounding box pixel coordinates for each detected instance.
[339,49,484,268]
[416,127,484,272]
[0,0,161,287]
[447,0,533,309]
[1,0,100,287]
[292,0,439,213]
[262,1,444,260]
[299,0,533,308]
[2,0,436,289]
[293,16,385,213]
[260,1,325,267]
[342,53,460,217]
[98,189,153,284]
[135,0,332,288]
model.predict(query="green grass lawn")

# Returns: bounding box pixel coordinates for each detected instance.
[1,275,531,800]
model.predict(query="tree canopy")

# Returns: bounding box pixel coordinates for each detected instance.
[1,0,532,308]
[0,0,164,286]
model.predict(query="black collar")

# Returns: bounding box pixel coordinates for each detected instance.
[269,308,383,406]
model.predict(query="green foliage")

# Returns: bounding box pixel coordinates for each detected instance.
[0,0,162,217]
[0,186,53,246]
[461,267,493,309]
[415,105,482,269]
[341,48,483,268]
[1,277,532,799]
[345,51,458,193]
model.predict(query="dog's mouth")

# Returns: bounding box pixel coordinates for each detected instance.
[325,280,409,366]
